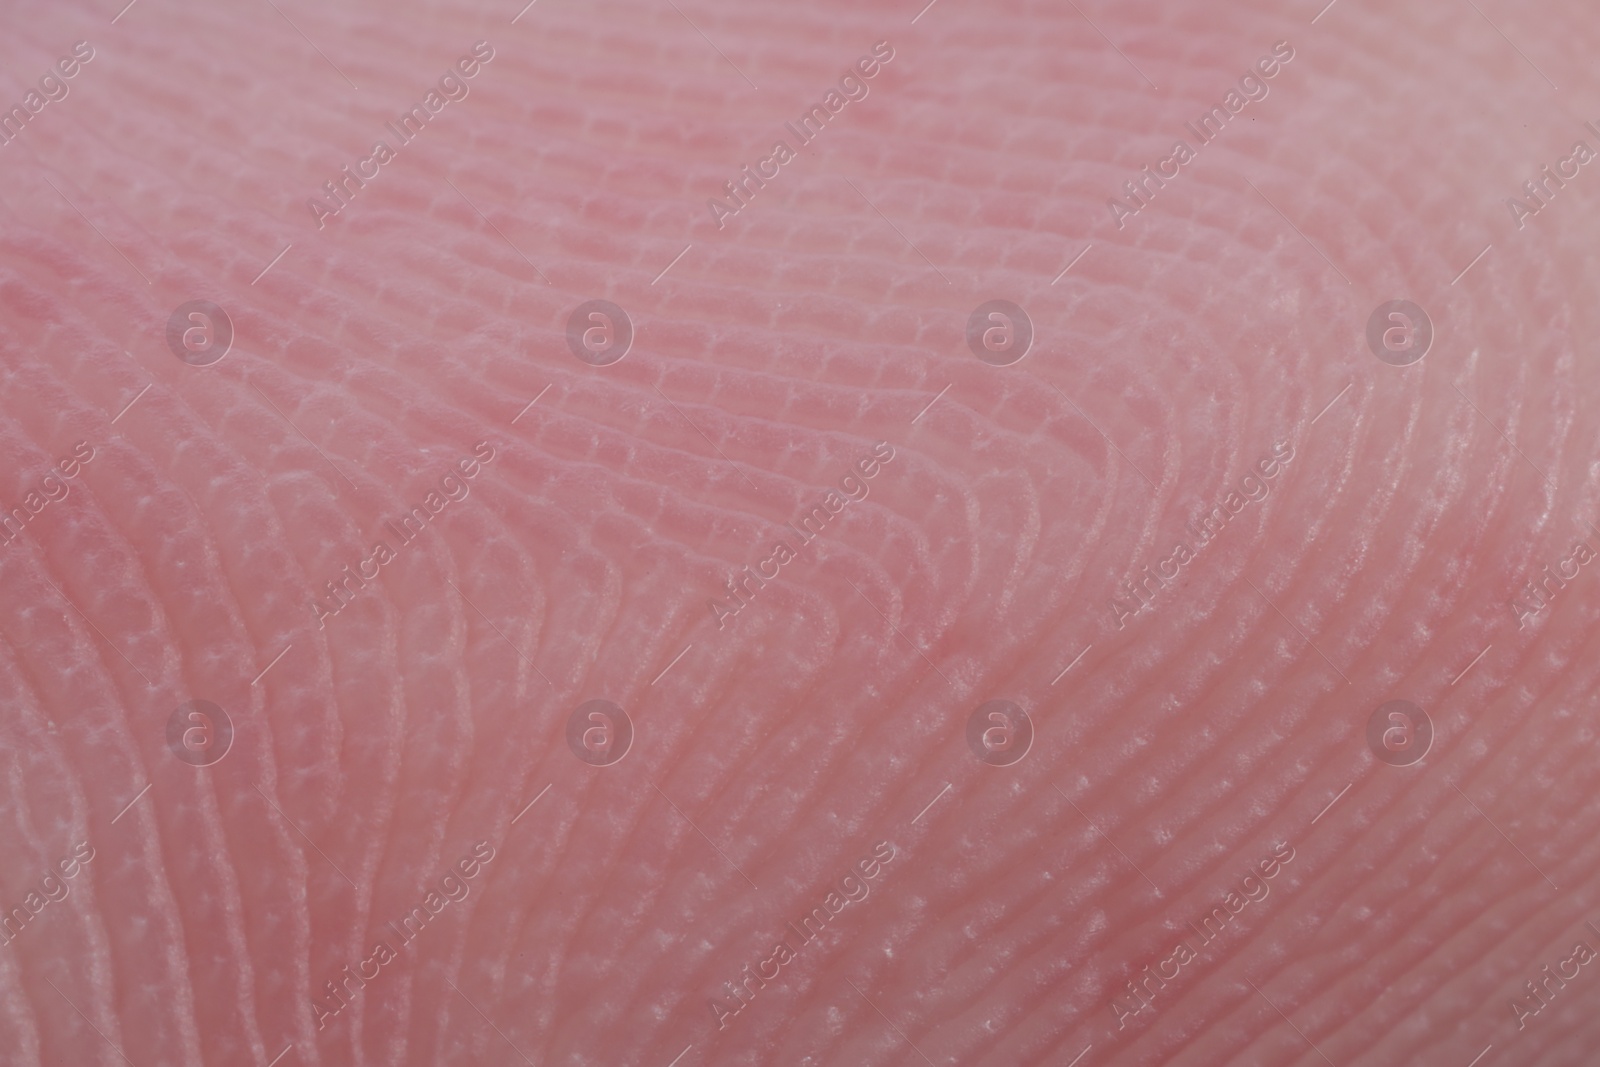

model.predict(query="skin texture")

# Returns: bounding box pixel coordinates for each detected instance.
[1,0,1599,1065]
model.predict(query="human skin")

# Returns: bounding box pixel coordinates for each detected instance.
[1,0,1598,1064]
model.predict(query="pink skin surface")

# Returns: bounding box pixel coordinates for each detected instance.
[1,0,1598,1064]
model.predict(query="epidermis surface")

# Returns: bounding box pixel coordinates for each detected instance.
[2,0,1599,1065]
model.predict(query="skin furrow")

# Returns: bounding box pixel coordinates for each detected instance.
[6,0,1600,1066]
